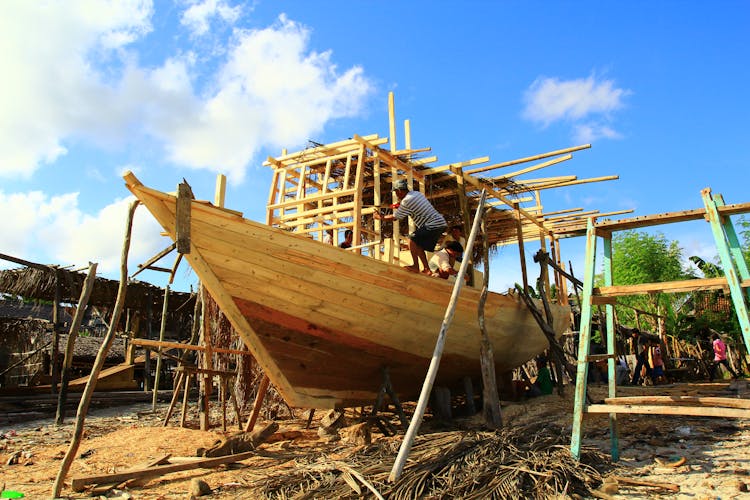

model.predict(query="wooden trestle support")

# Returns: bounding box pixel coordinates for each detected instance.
[570,188,750,461]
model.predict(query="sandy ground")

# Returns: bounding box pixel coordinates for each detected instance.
[1,380,748,499]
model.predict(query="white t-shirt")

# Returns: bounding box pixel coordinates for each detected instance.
[429,249,454,273]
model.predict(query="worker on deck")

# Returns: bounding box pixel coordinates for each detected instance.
[429,240,464,279]
[374,179,447,274]
[339,229,353,249]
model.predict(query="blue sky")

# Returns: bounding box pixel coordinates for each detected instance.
[1,0,749,293]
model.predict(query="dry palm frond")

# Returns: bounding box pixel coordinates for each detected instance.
[249,417,611,499]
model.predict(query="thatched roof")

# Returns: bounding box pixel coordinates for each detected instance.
[0,263,193,314]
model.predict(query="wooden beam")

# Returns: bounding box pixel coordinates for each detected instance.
[465,144,591,175]
[595,277,750,297]
[130,338,252,356]
[586,404,750,418]
[604,396,750,409]
[492,154,572,180]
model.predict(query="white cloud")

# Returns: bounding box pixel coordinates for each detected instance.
[0,190,165,275]
[156,14,372,182]
[573,122,623,143]
[0,0,153,178]
[181,0,242,37]
[522,74,630,142]
[0,5,371,182]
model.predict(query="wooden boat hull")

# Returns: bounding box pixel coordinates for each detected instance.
[125,173,570,409]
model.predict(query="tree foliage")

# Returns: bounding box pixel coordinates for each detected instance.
[606,231,692,333]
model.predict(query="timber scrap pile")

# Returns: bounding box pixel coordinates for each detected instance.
[263,131,630,262]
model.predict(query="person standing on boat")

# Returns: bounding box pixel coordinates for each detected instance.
[339,229,353,249]
[374,179,447,274]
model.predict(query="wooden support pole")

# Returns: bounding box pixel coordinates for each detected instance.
[389,189,487,482]
[163,372,185,426]
[199,287,212,431]
[152,285,170,411]
[56,262,98,425]
[602,235,620,461]
[477,207,502,428]
[51,271,61,394]
[570,218,597,460]
[244,374,270,432]
[453,166,475,286]
[388,91,397,152]
[515,203,529,292]
[52,201,137,499]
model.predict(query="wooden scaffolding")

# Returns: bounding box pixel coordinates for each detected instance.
[569,187,750,461]
[263,92,630,294]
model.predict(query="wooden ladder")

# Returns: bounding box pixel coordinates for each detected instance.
[570,187,750,461]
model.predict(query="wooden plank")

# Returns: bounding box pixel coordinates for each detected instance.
[130,338,250,356]
[70,450,259,492]
[604,396,750,409]
[580,202,750,234]
[586,404,750,418]
[495,154,572,179]
[595,277,750,297]
[465,144,591,175]
[267,188,357,210]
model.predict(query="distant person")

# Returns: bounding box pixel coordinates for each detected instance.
[373,179,447,274]
[649,340,666,385]
[629,330,652,385]
[339,229,353,249]
[429,241,464,279]
[615,355,631,386]
[323,229,333,245]
[534,356,554,395]
[709,333,739,381]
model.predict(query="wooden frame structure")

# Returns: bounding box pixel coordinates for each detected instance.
[263,92,630,296]
[569,188,750,461]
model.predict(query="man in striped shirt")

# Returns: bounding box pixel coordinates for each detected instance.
[374,179,447,274]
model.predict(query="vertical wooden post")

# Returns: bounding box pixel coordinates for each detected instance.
[51,271,61,394]
[56,262,98,425]
[570,218,597,460]
[388,91,397,153]
[373,158,382,260]
[52,201,137,499]
[453,166,475,287]
[404,119,411,150]
[477,207,502,428]
[602,233,619,461]
[200,287,212,431]
[515,203,529,292]
[144,292,152,392]
[536,191,551,297]
[352,146,366,255]
[152,285,170,411]
[214,174,226,207]
[389,190,487,482]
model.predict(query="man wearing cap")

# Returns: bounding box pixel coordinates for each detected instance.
[374,179,447,274]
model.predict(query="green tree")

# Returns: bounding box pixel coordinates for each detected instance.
[608,231,692,332]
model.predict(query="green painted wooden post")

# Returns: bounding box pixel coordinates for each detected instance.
[602,233,619,461]
[714,194,750,301]
[570,218,597,460]
[702,189,750,354]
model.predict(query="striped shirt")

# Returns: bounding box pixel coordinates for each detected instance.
[393,191,446,230]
